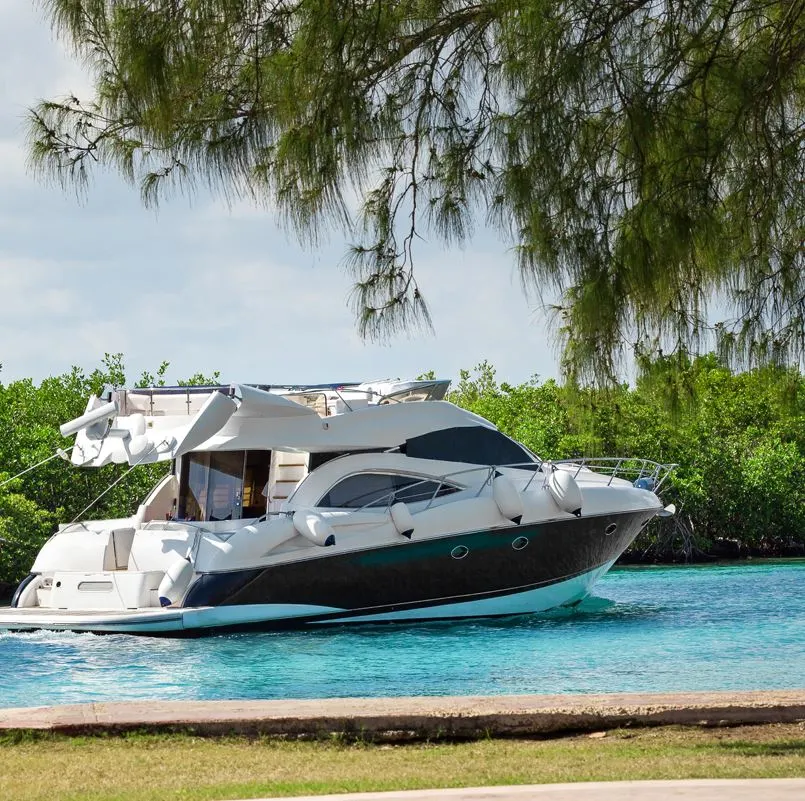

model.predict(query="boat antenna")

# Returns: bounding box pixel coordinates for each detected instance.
[0,447,73,491]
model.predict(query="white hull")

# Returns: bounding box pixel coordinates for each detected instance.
[0,561,614,635]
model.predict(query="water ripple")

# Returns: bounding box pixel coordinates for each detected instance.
[1,560,804,707]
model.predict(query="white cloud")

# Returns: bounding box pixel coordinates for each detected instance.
[0,4,93,108]
[0,139,27,185]
[0,257,126,368]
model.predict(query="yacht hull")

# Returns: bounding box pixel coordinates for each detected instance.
[0,510,649,635]
[0,560,613,634]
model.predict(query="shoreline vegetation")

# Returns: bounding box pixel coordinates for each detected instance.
[0,354,802,598]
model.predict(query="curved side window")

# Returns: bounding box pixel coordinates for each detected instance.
[318,473,458,509]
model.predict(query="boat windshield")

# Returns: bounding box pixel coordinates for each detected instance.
[177,450,270,521]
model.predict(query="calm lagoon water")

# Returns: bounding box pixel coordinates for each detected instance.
[1,560,803,708]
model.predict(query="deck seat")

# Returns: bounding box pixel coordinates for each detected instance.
[127,529,193,572]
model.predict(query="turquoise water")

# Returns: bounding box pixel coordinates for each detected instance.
[1,561,804,708]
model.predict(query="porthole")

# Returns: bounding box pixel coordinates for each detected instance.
[512,536,529,551]
[605,523,618,536]
[451,545,469,560]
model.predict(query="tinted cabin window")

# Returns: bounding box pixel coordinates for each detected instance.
[177,450,271,521]
[207,451,246,521]
[404,426,535,466]
[242,451,270,519]
[178,453,209,521]
[319,473,457,509]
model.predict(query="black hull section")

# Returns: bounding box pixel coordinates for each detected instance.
[183,510,651,622]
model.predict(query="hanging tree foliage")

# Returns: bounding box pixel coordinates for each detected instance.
[29,0,805,382]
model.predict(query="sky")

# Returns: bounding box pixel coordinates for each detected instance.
[0,3,560,389]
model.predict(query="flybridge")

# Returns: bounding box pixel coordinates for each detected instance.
[63,378,461,468]
[106,379,450,418]
[105,381,365,396]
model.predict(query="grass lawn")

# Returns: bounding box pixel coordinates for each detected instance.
[1,724,804,801]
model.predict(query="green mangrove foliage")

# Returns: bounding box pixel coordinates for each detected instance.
[28,1,805,382]
[0,354,802,590]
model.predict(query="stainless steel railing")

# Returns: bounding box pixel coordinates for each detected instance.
[349,458,677,515]
[550,457,677,490]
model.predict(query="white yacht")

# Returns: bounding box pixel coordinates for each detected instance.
[0,379,674,635]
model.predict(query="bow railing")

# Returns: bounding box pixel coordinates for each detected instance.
[346,458,676,515]
[550,458,676,490]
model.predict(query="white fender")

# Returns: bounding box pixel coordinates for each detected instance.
[548,469,583,517]
[293,511,336,547]
[493,474,524,524]
[15,576,43,608]
[127,434,157,464]
[158,557,195,607]
[390,502,415,539]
